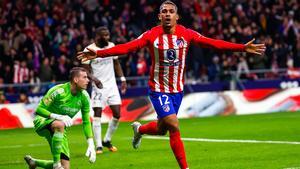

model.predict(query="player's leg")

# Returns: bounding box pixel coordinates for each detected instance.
[141,91,188,169]
[102,104,120,152]
[131,119,168,149]
[25,119,67,169]
[159,114,188,169]
[138,120,168,135]
[138,91,172,135]
[131,91,171,149]
[61,158,70,169]
[91,87,105,154]
[24,155,52,169]
[50,120,66,168]
[93,107,103,154]
[102,85,121,151]
[161,92,188,169]
[24,124,53,169]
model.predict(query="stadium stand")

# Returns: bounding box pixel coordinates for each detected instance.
[0,0,299,94]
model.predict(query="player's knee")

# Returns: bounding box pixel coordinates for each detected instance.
[93,108,102,117]
[94,114,102,118]
[112,113,120,119]
[167,123,179,132]
[157,129,167,135]
[51,121,65,132]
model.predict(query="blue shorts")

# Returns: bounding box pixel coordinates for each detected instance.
[149,90,184,118]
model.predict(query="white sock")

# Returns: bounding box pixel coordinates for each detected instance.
[104,117,119,142]
[93,117,102,148]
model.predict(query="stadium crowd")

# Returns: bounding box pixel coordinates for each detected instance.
[0,0,299,93]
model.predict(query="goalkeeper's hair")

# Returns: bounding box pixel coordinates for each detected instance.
[160,0,177,12]
[69,67,87,81]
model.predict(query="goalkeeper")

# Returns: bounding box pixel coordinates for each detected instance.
[24,67,96,169]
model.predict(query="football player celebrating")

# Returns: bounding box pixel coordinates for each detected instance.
[77,1,265,168]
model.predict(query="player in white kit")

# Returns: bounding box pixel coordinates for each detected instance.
[82,26,127,154]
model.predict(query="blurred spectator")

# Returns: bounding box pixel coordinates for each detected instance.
[136,51,148,86]
[0,91,10,104]
[207,55,221,81]
[3,65,13,84]
[287,57,300,79]
[0,0,299,93]
[18,92,29,104]
[137,51,147,76]
[236,56,250,79]
[29,70,41,94]
[13,60,29,84]
[54,55,70,81]
[39,57,53,82]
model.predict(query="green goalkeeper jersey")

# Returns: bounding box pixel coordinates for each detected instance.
[35,82,93,138]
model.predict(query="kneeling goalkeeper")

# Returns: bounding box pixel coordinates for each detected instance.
[24,67,96,169]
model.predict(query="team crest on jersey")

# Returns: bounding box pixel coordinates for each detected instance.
[43,97,52,106]
[176,38,184,48]
[166,49,176,61]
[162,104,170,112]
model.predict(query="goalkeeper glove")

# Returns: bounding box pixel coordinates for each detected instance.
[85,138,96,163]
[50,113,73,127]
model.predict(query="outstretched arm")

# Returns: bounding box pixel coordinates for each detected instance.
[81,92,96,163]
[190,29,265,55]
[77,31,149,62]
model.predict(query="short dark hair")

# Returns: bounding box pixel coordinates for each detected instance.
[160,0,178,12]
[69,67,87,81]
[95,26,109,35]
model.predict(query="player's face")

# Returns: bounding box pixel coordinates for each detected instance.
[96,30,110,45]
[75,71,89,90]
[158,4,178,29]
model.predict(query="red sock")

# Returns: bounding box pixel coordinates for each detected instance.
[169,131,188,169]
[138,121,158,135]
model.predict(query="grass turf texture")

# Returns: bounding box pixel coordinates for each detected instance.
[0,112,300,169]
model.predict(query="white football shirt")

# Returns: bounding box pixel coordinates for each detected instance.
[82,42,118,87]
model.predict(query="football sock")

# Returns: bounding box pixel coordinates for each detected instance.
[93,117,102,147]
[34,158,53,169]
[139,121,158,135]
[169,131,188,169]
[104,117,119,142]
[51,132,63,163]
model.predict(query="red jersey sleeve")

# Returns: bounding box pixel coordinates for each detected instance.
[96,31,150,57]
[188,29,245,51]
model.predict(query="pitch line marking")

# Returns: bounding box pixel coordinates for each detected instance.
[0,141,77,149]
[144,136,300,145]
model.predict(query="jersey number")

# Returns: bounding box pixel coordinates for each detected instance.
[158,95,170,105]
[93,92,102,100]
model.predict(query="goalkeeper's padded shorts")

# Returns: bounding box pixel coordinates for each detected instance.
[34,115,70,159]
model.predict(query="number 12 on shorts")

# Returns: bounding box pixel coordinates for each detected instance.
[158,94,170,106]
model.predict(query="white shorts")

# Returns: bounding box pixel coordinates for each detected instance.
[91,84,121,108]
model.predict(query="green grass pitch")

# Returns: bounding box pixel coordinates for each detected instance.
[1,112,300,169]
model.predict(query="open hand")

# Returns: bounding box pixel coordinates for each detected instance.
[85,138,96,163]
[244,39,266,55]
[77,48,98,62]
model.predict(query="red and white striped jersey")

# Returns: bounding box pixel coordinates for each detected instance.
[96,24,245,93]
[14,63,29,84]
